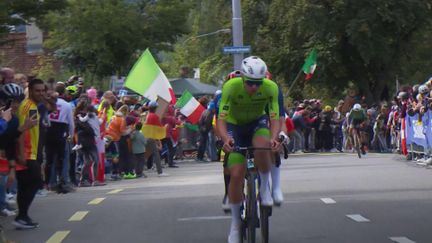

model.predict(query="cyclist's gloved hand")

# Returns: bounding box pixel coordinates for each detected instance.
[222,138,234,153]
[270,138,281,152]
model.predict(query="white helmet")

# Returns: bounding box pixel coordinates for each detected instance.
[419,85,429,94]
[241,56,268,80]
[353,103,361,111]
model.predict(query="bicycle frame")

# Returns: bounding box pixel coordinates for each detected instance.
[237,147,275,243]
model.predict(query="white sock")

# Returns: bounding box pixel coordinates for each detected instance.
[259,171,271,196]
[230,203,241,230]
[271,164,281,192]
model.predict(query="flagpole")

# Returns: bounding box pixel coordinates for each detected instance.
[395,75,399,96]
[285,69,303,97]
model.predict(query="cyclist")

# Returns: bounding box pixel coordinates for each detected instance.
[348,103,368,154]
[218,71,286,211]
[217,56,280,243]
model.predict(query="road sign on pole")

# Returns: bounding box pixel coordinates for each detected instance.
[223,46,251,54]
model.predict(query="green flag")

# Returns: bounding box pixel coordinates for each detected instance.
[124,49,175,103]
[302,49,317,80]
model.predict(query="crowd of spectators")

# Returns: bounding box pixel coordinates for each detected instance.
[1,63,430,231]
[283,80,432,159]
[0,67,198,230]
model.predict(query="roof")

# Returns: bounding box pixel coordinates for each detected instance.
[169,78,219,97]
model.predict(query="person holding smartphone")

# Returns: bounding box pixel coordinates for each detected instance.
[0,83,38,235]
[15,78,46,229]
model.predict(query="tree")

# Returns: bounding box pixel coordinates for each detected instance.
[0,0,66,44]
[259,0,432,103]
[44,0,190,78]
[163,0,233,84]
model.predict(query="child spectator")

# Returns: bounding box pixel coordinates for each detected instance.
[130,122,147,178]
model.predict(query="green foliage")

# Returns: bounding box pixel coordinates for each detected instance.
[167,0,432,103]
[0,0,66,43]
[163,0,232,84]
[44,0,190,78]
[31,54,57,81]
[259,0,432,103]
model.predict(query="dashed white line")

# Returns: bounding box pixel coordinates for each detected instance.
[88,197,105,205]
[320,198,336,204]
[346,214,370,222]
[69,211,89,221]
[107,189,123,194]
[389,237,416,243]
[46,231,70,243]
[178,216,231,222]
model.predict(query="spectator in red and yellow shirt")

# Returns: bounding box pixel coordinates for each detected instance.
[15,78,46,229]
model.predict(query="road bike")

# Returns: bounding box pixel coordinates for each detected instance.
[352,128,362,158]
[237,143,288,243]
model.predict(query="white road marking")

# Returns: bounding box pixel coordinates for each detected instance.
[178,216,231,222]
[320,198,336,204]
[107,189,123,194]
[69,211,89,221]
[346,214,370,222]
[88,197,105,205]
[389,237,416,243]
[46,231,70,243]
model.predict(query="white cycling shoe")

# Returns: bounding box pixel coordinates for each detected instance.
[260,190,274,206]
[273,188,284,206]
[228,227,241,243]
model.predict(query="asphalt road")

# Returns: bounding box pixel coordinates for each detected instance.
[2,152,432,243]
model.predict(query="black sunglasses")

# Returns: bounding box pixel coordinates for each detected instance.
[245,80,263,87]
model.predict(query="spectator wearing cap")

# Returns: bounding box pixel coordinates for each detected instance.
[142,101,167,177]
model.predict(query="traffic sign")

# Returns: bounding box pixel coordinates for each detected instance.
[223,46,251,54]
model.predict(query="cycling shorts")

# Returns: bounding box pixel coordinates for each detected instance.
[226,116,270,167]
[349,119,364,129]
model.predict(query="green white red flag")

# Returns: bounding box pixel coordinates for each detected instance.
[175,91,205,124]
[124,49,176,104]
[302,48,317,80]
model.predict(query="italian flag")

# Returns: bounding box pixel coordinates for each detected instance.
[124,49,176,104]
[175,91,205,124]
[302,48,317,80]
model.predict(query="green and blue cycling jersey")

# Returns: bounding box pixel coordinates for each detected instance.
[348,109,367,125]
[218,77,280,124]
[214,84,284,119]
[218,77,279,166]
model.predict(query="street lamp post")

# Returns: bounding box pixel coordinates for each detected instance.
[232,0,244,70]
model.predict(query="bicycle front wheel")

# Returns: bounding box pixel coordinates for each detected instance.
[353,132,361,158]
[246,175,258,243]
[260,206,271,243]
